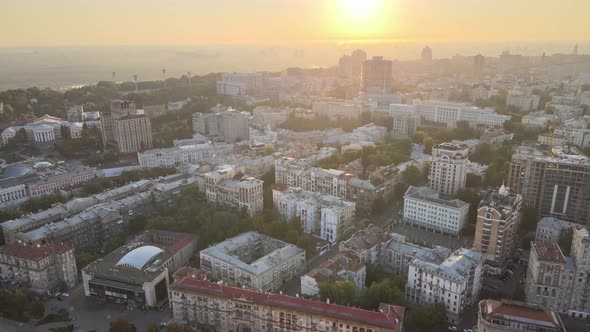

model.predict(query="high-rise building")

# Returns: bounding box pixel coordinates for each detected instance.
[507,145,590,225]
[192,108,249,143]
[473,185,523,275]
[339,49,367,78]
[429,142,469,194]
[421,46,432,62]
[473,54,485,77]
[391,106,421,138]
[361,56,392,94]
[101,100,153,153]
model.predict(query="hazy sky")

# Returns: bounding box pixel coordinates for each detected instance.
[2,0,589,45]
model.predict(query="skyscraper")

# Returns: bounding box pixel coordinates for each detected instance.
[338,49,367,78]
[100,100,153,154]
[360,56,392,94]
[421,46,432,62]
[474,54,485,77]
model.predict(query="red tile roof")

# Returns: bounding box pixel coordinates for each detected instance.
[0,243,72,260]
[171,273,404,330]
[481,300,564,330]
[532,242,565,263]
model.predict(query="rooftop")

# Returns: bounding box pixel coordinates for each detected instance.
[170,269,404,330]
[0,242,71,260]
[411,248,483,282]
[532,242,566,263]
[340,225,391,252]
[201,232,305,276]
[384,238,450,265]
[479,299,565,331]
[405,186,469,209]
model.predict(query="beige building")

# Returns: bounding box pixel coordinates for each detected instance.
[339,225,392,265]
[101,100,153,153]
[429,142,469,195]
[477,299,565,332]
[0,242,77,293]
[192,108,249,143]
[361,56,392,94]
[473,185,522,275]
[205,165,263,217]
[200,232,306,292]
[169,267,405,332]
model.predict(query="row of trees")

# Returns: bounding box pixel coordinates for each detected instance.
[318,276,406,310]
[0,289,45,322]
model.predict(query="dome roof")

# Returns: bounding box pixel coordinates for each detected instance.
[116,245,164,270]
[33,161,52,169]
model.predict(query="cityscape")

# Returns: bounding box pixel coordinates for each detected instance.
[0,1,590,332]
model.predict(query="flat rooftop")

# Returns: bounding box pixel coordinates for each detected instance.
[532,242,565,263]
[405,186,469,209]
[480,299,565,331]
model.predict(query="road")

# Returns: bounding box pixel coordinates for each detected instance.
[0,283,172,332]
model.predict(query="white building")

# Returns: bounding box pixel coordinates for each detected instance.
[137,141,233,168]
[272,185,355,244]
[429,142,469,194]
[535,217,577,244]
[339,225,392,264]
[216,72,267,96]
[1,114,88,145]
[380,234,450,275]
[406,248,485,324]
[403,186,470,236]
[312,99,364,119]
[200,232,306,292]
[522,111,558,128]
[506,93,540,111]
[0,178,27,206]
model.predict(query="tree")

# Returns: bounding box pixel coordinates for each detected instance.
[76,251,98,271]
[31,301,45,319]
[402,165,423,186]
[109,318,137,332]
[146,322,160,332]
[166,322,192,332]
[404,303,448,332]
[457,189,481,224]
[319,280,358,306]
[466,173,482,188]
[371,198,387,215]
[423,136,434,154]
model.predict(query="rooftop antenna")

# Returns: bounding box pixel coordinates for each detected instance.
[133,74,139,92]
[187,71,192,88]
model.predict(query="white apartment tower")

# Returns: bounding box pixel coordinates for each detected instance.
[429,142,469,194]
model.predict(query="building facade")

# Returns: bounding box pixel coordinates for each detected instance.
[473,185,523,275]
[339,225,392,265]
[301,253,365,297]
[406,248,485,324]
[361,56,392,94]
[169,267,405,332]
[380,234,450,275]
[272,185,355,244]
[0,242,77,293]
[205,166,264,217]
[192,108,250,143]
[403,186,470,236]
[429,142,469,195]
[101,100,153,153]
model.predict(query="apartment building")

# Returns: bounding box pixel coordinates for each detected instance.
[205,165,263,217]
[507,145,590,225]
[403,186,470,236]
[473,185,523,275]
[380,234,450,275]
[101,100,153,153]
[406,248,485,324]
[301,252,365,297]
[312,99,364,119]
[216,72,267,96]
[169,267,405,332]
[272,185,355,244]
[535,217,577,243]
[429,142,469,195]
[137,141,233,168]
[339,225,392,265]
[0,242,77,293]
[506,93,540,111]
[192,108,250,143]
[361,56,393,94]
[199,232,306,292]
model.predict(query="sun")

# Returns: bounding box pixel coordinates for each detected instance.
[332,0,389,39]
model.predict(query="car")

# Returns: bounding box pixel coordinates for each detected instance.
[448,326,458,331]
[464,329,473,332]
[62,293,69,297]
